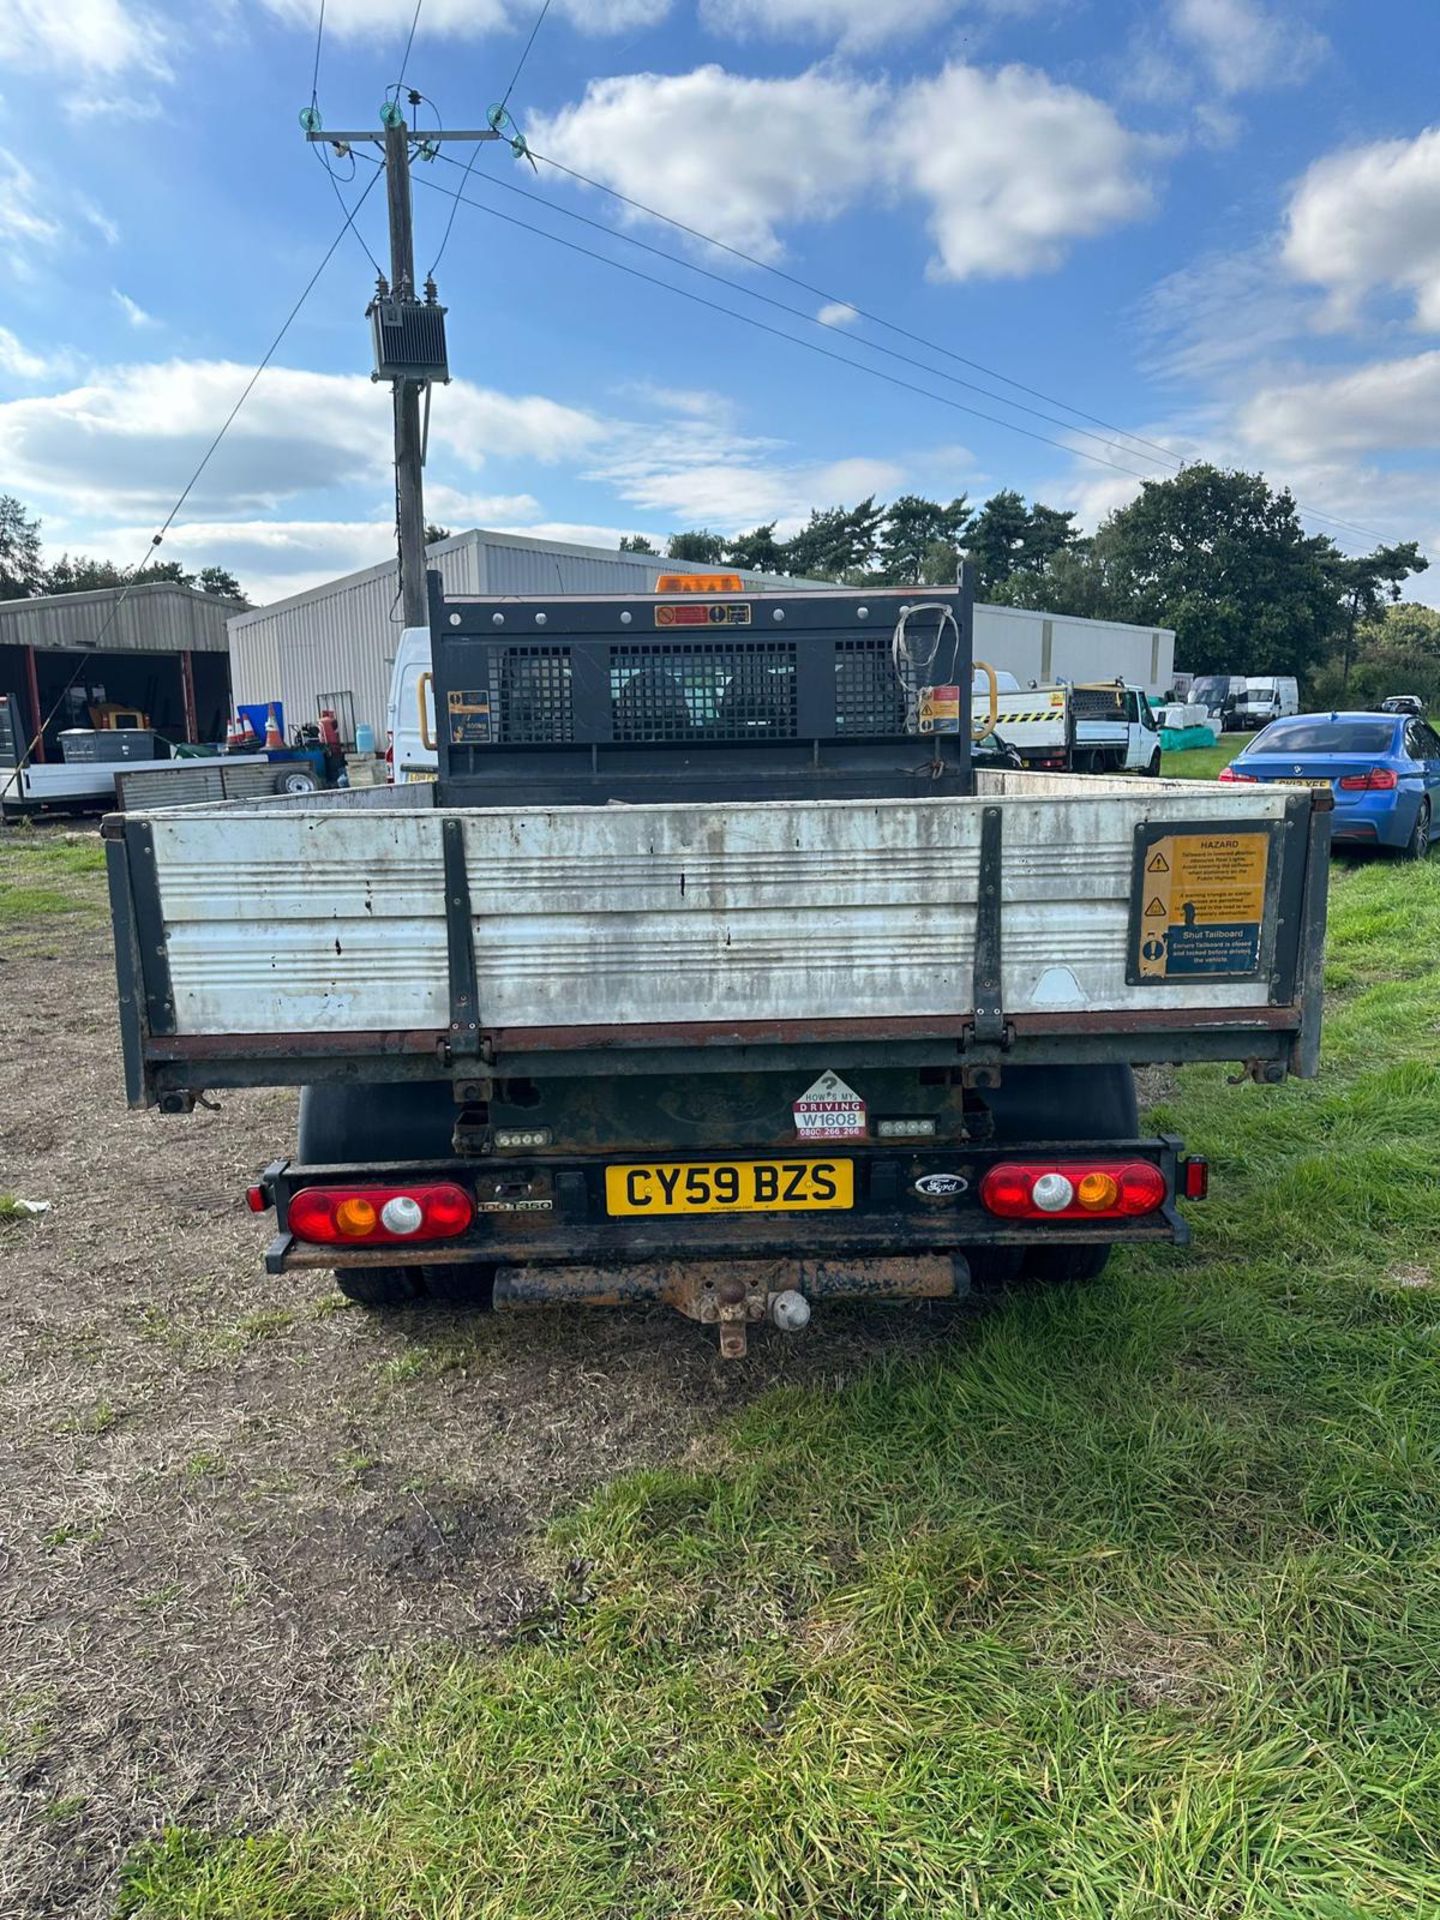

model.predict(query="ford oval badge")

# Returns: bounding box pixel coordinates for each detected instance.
[914,1173,968,1197]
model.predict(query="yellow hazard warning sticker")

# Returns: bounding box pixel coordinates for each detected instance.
[1135,830,1269,980]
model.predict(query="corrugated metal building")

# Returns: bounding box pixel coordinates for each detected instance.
[227,530,823,739]
[0,583,233,762]
[227,527,1178,741]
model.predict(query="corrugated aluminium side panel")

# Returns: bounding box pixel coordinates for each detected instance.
[115,759,277,811]
[974,607,1176,699]
[147,787,1294,1038]
[0,584,232,655]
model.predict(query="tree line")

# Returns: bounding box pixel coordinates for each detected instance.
[627,464,1430,695]
[0,495,249,607]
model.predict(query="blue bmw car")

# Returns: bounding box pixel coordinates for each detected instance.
[1219,710,1440,858]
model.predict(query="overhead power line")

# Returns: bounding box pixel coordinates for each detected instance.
[523,147,1187,472]
[433,148,1179,477]
[498,0,553,122]
[402,161,1182,487]
[309,0,326,108]
[408,152,1396,547]
[429,0,554,280]
[515,147,1399,544]
[396,0,424,95]
[12,168,384,780]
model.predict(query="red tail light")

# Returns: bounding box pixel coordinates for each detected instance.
[1337,766,1398,790]
[287,1183,474,1246]
[1181,1157,1209,1200]
[385,729,395,785]
[245,1185,270,1214]
[1217,766,1256,783]
[980,1160,1168,1221]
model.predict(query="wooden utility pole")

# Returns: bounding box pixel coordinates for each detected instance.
[383,115,428,628]
[308,113,500,628]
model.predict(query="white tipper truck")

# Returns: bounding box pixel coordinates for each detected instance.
[106,573,1330,1355]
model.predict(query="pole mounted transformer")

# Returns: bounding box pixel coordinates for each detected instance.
[370,292,449,384]
[307,108,499,626]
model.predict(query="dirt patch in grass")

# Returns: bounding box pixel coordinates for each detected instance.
[0,833,979,1919]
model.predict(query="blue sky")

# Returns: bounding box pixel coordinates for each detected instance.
[1,0,1438,606]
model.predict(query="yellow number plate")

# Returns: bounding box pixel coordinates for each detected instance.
[605,1159,854,1216]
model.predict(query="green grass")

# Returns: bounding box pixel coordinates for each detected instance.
[0,829,106,920]
[1160,732,1245,782]
[121,852,1440,1918]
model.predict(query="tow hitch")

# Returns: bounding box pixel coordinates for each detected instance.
[491,1253,970,1356]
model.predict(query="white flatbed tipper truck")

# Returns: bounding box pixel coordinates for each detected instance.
[106,574,1331,1354]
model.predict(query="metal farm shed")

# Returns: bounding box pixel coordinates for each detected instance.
[226,527,1178,744]
[0,582,233,762]
[226,530,825,741]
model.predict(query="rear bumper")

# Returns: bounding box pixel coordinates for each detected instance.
[255,1137,1193,1276]
[1331,790,1420,848]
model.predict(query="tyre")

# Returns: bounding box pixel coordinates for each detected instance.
[981,1064,1138,1286]
[1400,799,1431,862]
[276,768,320,795]
[296,1083,493,1310]
[1144,749,1162,778]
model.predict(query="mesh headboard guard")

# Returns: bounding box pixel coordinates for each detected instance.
[429,575,975,807]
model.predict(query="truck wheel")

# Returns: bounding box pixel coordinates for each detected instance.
[982,1064,1138,1286]
[297,1083,493,1310]
[1144,749,1162,777]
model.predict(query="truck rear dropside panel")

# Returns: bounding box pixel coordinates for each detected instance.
[107,769,1330,1107]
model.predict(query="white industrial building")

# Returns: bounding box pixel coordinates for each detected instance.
[228,527,1175,737]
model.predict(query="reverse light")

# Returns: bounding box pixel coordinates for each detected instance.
[1031,1171,1075,1212]
[1217,766,1256,782]
[287,1183,474,1246]
[1338,767,1399,791]
[379,1194,425,1236]
[980,1160,1167,1221]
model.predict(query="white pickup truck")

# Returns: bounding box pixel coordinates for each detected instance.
[106,577,1331,1354]
[1071,683,1164,775]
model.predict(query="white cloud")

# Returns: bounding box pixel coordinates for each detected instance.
[1283,126,1440,332]
[817,301,860,327]
[593,447,905,532]
[258,0,668,38]
[1141,246,1314,381]
[700,0,957,49]
[420,485,544,524]
[1238,352,1440,463]
[529,66,883,262]
[895,63,1158,281]
[112,289,155,329]
[0,359,607,519]
[532,61,1156,281]
[1168,0,1326,96]
[0,326,56,380]
[0,147,61,254]
[0,0,171,77]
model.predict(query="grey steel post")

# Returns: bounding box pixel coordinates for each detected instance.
[384,116,429,629]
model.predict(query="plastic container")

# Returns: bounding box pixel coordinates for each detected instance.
[355,722,376,755]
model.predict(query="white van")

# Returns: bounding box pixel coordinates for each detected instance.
[387,626,438,781]
[1234,676,1299,730]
